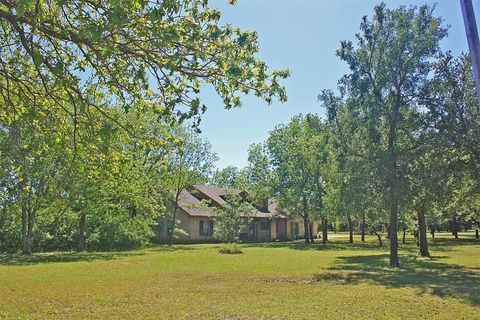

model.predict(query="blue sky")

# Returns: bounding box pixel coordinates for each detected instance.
[199,0,479,169]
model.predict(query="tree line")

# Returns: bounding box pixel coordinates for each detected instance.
[0,0,286,253]
[212,4,480,267]
[1,1,478,266]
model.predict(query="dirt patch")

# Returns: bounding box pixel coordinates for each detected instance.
[266,272,352,286]
[312,272,351,285]
[218,316,282,320]
[265,277,313,285]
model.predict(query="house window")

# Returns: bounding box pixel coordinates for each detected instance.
[199,220,213,236]
[260,221,270,230]
[290,222,299,235]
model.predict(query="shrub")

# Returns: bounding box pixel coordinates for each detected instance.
[218,243,242,254]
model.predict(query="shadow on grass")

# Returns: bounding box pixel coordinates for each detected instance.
[241,240,418,253]
[0,244,204,266]
[0,251,145,266]
[430,237,480,251]
[328,254,480,306]
[242,235,479,254]
[145,244,202,252]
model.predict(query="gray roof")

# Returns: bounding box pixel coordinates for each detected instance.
[177,189,215,217]
[177,185,285,219]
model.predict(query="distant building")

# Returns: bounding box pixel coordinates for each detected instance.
[157,185,319,243]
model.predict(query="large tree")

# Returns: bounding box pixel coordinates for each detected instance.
[248,115,328,244]
[0,86,74,253]
[165,129,217,243]
[0,0,289,129]
[0,0,289,253]
[336,4,447,267]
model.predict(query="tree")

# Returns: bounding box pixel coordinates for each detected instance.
[1,0,290,252]
[65,110,169,251]
[0,0,289,130]
[165,129,218,243]
[320,91,373,245]
[248,115,328,244]
[335,4,447,266]
[0,0,294,253]
[0,88,173,253]
[213,194,253,243]
[211,166,249,189]
[0,87,74,253]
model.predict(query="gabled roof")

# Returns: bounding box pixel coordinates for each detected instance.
[192,184,243,207]
[177,185,284,219]
[177,189,214,217]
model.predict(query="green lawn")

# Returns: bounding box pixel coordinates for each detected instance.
[0,233,479,319]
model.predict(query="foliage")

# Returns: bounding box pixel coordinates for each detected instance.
[164,129,218,240]
[211,166,250,189]
[247,115,329,243]
[218,243,242,254]
[213,194,253,243]
[0,0,289,252]
[332,3,448,266]
[0,0,289,128]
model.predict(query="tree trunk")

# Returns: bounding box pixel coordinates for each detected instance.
[361,213,366,242]
[21,205,29,254]
[302,215,310,244]
[78,211,86,251]
[168,194,180,245]
[430,225,435,238]
[374,231,382,247]
[452,215,459,239]
[308,221,315,243]
[347,214,353,244]
[475,228,479,239]
[386,92,400,268]
[130,204,137,218]
[402,228,406,245]
[26,207,35,254]
[13,123,30,254]
[389,198,400,267]
[302,196,310,244]
[322,218,328,245]
[417,205,430,257]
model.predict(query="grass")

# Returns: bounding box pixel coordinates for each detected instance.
[0,232,478,319]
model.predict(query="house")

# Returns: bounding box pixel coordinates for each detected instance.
[156,185,321,243]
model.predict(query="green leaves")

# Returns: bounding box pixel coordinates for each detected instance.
[227,64,242,76]
[32,50,44,67]
[14,0,35,17]
[249,115,329,226]
[52,61,64,76]
[1,0,289,127]
[213,194,253,243]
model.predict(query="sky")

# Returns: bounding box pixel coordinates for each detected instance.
[198,0,480,169]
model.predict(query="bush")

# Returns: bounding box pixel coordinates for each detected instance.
[0,208,22,253]
[87,211,155,250]
[33,207,78,252]
[218,243,242,254]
